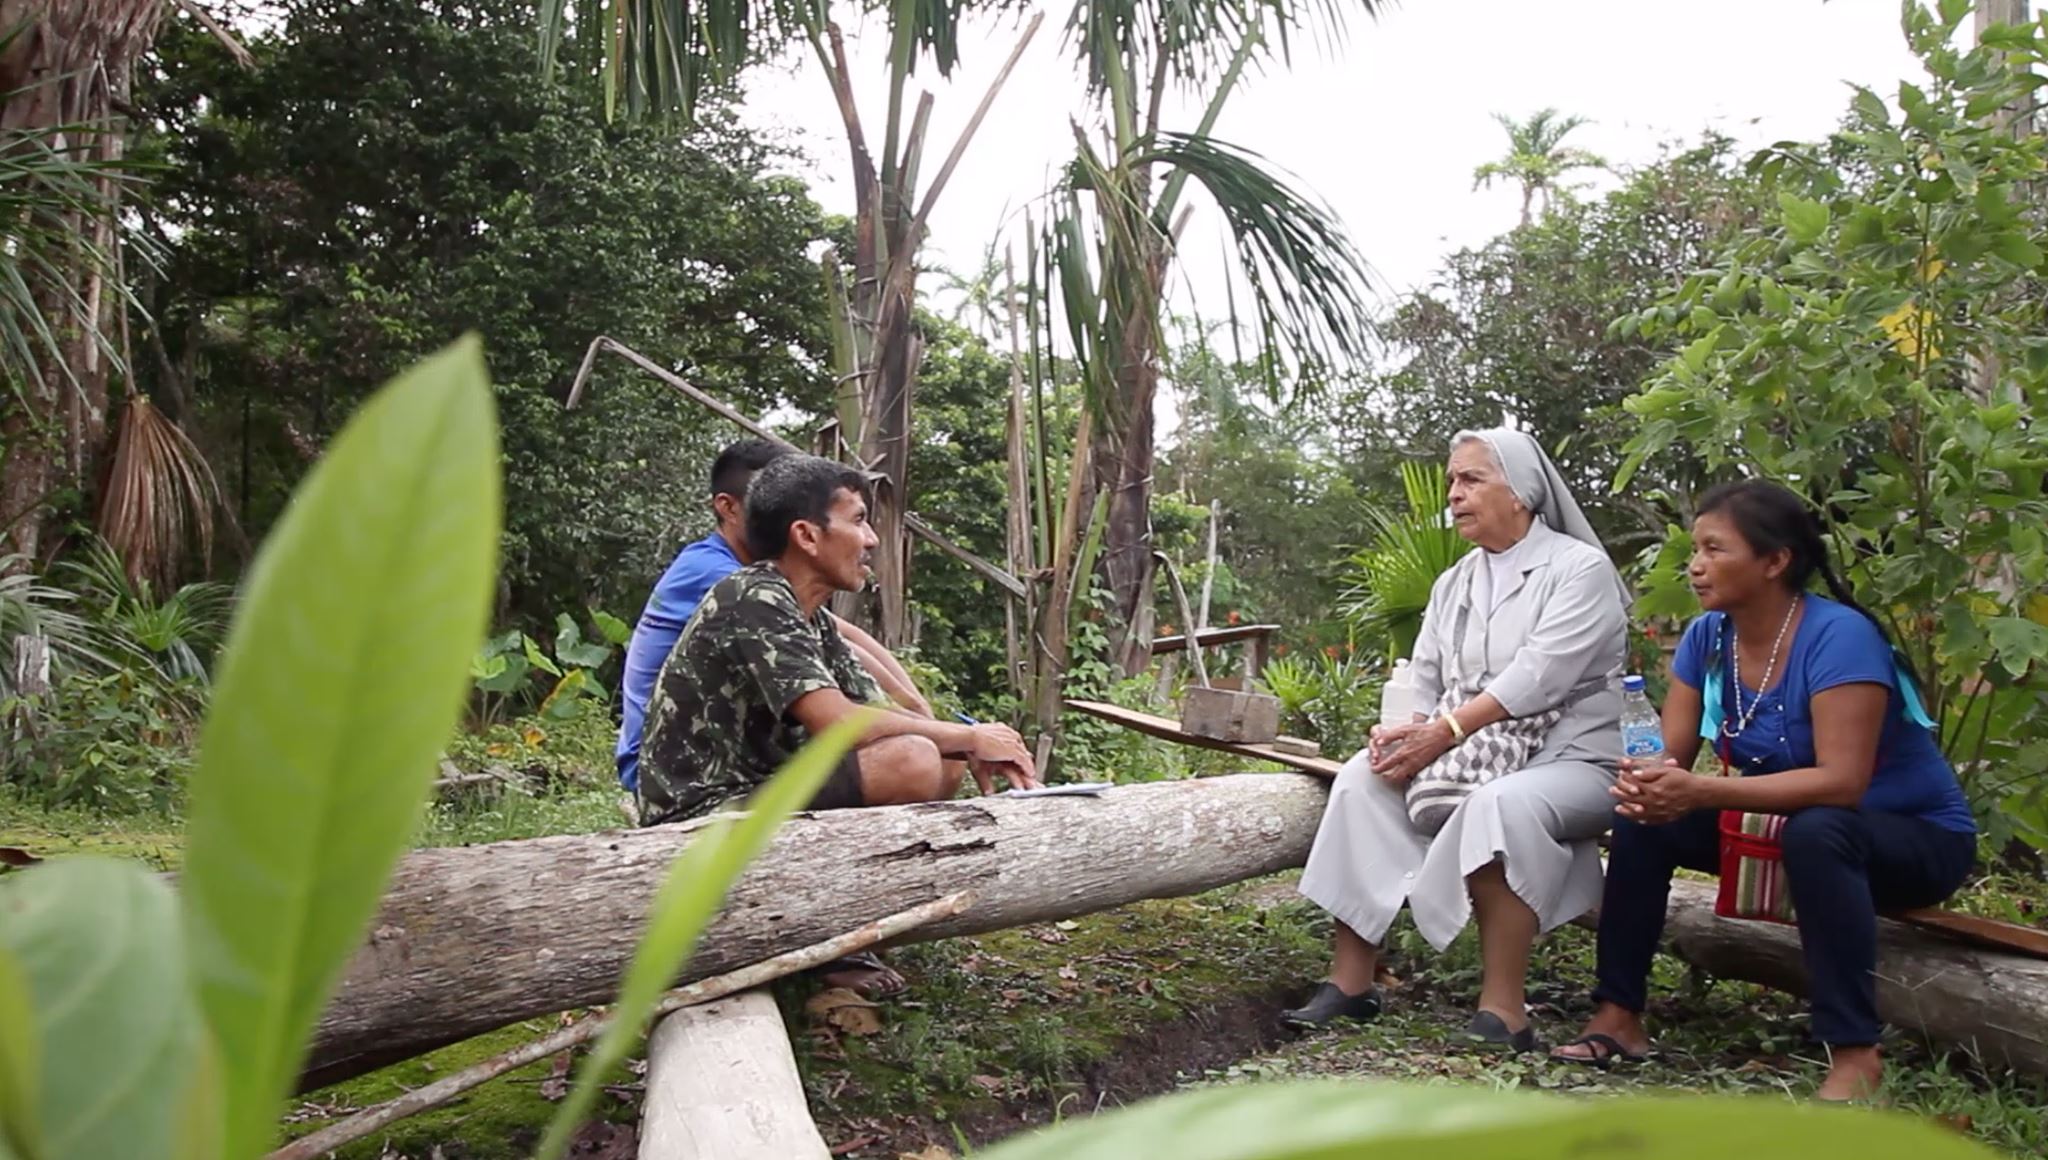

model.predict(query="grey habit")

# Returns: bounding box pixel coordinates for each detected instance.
[1300,436,1628,951]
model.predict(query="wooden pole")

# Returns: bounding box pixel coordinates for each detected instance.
[639,991,826,1160]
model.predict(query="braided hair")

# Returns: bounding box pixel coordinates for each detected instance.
[1694,479,1923,692]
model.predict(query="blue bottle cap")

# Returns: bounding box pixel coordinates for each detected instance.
[1621,674,1646,692]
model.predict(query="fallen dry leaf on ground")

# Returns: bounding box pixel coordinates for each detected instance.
[540,1050,573,1101]
[807,986,885,1035]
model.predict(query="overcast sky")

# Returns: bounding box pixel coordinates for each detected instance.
[734,0,1935,322]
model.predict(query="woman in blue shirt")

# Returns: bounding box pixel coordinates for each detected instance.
[1552,481,1976,1101]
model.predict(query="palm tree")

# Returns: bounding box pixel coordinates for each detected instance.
[1,8,238,583]
[540,0,1039,649]
[542,0,1384,698]
[1029,0,1382,674]
[1472,108,1606,227]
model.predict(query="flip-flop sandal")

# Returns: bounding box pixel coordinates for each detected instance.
[816,951,908,999]
[1550,1033,1648,1068]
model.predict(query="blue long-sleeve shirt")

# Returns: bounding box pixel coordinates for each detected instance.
[615,533,741,791]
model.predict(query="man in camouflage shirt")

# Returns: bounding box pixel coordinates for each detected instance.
[640,454,1040,827]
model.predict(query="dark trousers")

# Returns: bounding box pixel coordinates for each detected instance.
[1592,805,1975,1045]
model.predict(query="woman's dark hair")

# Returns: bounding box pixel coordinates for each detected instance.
[1695,479,1919,687]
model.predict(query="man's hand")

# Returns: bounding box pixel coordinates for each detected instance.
[1611,758,1700,824]
[963,723,1041,793]
[1367,719,1453,785]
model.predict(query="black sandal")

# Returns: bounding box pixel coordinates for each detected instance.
[1279,982,1383,1030]
[1465,1010,1538,1053]
[1550,1032,1648,1067]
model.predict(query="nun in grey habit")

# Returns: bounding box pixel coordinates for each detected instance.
[1284,428,1630,1051]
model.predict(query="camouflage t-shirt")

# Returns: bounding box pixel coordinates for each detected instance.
[639,561,884,825]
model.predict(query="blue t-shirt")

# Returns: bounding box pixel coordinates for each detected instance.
[615,533,742,791]
[1671,596,1974,834]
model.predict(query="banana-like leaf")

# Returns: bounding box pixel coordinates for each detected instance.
[178,337,500,1160]
[976,1079,1998,1160]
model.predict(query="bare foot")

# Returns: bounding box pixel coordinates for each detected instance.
[819,952,906,999]
[1816,1045,1883,1102]
[1551,1001,1652,1064]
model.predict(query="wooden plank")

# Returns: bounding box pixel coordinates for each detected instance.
[1065,699,1341,778]
[1149,623,1281,654]
[1895,907,2048,962]
[640,989,829,1160]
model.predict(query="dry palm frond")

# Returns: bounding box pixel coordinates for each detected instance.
[96,392,222,590]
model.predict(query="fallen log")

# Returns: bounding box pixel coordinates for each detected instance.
[303,773,1330,1088]
[639,991,827,1160]
[1651,878,2048,1075]
[271,892,974,1160]
[302,770,2048,1091]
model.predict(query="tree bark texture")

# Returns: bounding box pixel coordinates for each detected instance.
[0,0,165,564]
[301,773,1329,1089]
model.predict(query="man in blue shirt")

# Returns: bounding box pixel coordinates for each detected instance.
[616,439,932,792]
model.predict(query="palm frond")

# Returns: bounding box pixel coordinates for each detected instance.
[61,537,234,686]
[1065,0,1387,97]
[0,119,145,399]
[541,0,991,123]
[96,393,223,593]
[0,555,108,699]
[1134,131,1375,386]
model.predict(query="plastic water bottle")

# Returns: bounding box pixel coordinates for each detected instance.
[1380,659,1420,730]
[1619,674,1664,759]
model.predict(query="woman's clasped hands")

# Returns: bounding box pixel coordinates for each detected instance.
[1611,756,1705,824]
[1367,719,1454,785]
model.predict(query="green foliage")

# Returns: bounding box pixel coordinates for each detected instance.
[1616,3,2048,844]
[1341,460,1472,661]
[0,561,102,700]
[1259,645,1380,756]
[0,90,140,401]
[469,610,625,729]
[1,671,200,813]
[979,1079,1996,1160]
[61,539,233,687]
[139,0,834,628]
[1158,328,1369,640]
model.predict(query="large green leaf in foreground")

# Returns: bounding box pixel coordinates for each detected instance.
[177,336,501,1159]
[977,1080,1998,1160]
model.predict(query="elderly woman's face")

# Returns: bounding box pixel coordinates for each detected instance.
[1446,440,1529,551]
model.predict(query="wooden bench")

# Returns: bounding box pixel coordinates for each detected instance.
[1065,699,1340,777]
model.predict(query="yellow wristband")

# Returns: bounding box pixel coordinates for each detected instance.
[1441,713,1466,744]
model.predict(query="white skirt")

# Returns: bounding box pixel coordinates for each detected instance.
[1298,749,1617,950]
